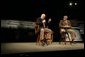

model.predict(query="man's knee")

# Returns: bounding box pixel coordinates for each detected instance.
[40,28,44,32]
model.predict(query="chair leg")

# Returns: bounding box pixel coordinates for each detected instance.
[36,34,40,45]
[51,34,53,44]
[64,33,67,45]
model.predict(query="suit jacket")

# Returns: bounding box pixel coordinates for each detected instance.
[36,17,48,28]
[59,20,71,27]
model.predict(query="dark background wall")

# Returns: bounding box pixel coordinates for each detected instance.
[1,20,84,42]
[1,0,84,42]
[1,0,84,21]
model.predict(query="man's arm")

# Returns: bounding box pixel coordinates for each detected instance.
[48,18,51,23]
[37,18,42,25]
[59,20,63,27]
[68,20,72,27]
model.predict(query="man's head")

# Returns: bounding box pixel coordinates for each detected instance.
[63,15,68,20]
[41,14,46,19]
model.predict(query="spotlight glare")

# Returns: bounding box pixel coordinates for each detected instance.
[69,2,72,6]
[75,3,77,5]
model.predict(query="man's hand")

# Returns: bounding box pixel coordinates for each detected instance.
[42,20,46,23]
[48,18,51,23]
[62,26,71,27]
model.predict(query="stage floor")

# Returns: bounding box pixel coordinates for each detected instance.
[1,42,84,54]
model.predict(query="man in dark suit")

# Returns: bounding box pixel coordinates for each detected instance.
[36,14,53,45]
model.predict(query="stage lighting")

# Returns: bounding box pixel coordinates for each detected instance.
[69,2,72,6]
[75,3,77,5]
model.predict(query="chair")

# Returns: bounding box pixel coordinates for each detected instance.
[59,28,76,44]
[34,22,40,45]
[34,22,53,45]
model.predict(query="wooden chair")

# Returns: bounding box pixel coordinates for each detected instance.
[34,22,40,45]
[34,22,53,45]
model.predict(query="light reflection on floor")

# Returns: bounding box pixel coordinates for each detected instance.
[1,42,84,54]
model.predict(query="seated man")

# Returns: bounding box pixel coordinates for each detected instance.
[59,15,76,44]
[36,13,53,46]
